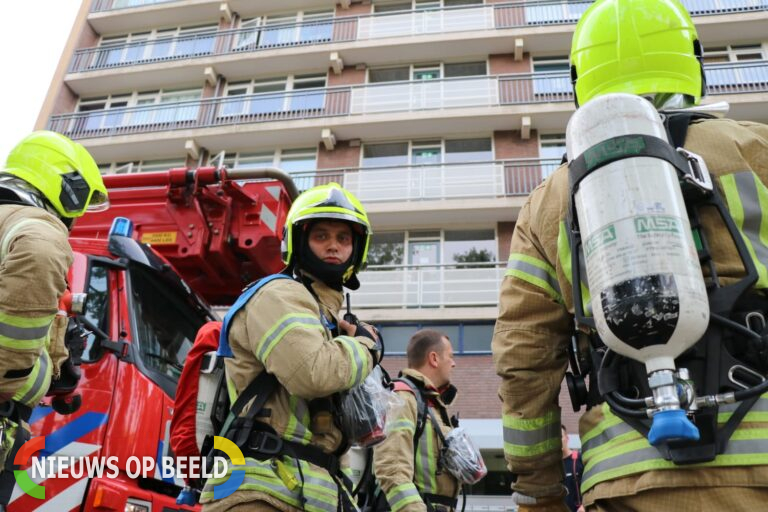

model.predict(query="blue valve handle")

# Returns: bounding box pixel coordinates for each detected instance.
[176,487,198,506]
[648,409,700,446]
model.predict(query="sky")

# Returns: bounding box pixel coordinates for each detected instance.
[0,1,80,161]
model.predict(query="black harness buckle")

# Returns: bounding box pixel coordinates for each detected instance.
[247,431,283,456]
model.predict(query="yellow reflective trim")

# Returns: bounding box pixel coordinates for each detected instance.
[503,410,558,431]
[505,269,562,303]
[0,311,53,329]
[504,437,561,458]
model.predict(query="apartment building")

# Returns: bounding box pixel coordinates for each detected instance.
[38,0,768,506]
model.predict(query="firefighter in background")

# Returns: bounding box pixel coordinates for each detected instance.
[201,183,381,511]
[372,329,459,512]
[492,0,768,510]
[0,130,108,506]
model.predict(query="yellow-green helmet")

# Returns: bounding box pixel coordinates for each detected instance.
[4,131,109,219]
[570,0,706,106]
[281,183,371,279]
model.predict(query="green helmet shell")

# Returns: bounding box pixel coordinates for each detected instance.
[4,131,108,219]
[570,0,705,106]
[281,183,372,278]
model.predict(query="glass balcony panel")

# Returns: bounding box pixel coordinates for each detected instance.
[174,34,215,57]
[299,22,333,43]
[353,264,504,308]
[289,90,326,112]
[148,38,174,59]
[247,94,286,115]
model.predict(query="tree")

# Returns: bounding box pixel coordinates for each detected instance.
[453,247,493,268]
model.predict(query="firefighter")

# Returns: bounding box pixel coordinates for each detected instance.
[0,130,108,506]
[201,183,380,511]
[492,0,768,510]
[372,329,460,512]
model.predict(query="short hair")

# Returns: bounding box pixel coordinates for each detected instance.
[407,329,449,368]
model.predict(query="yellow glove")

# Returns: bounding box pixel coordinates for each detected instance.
[513,493,570,512]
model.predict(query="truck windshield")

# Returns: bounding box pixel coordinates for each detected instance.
[129,265,208,396]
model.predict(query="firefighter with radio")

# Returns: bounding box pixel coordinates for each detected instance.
[492,0,768,510]
[201,183,382,511]
[0,130,108,507]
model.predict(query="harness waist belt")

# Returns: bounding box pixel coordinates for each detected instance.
[243,430,341,476]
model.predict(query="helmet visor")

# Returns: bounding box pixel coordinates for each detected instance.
[87,190,110,212]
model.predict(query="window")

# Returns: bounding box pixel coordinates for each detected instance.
[129,266,207,395]
[374,321,494,354]
[532,56,571,96]
[368,232,406,266]
[362,142,409,167]
[242,9,334,49]
[444,138,492,162]
[374,0,482,11]
[369,67,410,83]
[77,89,202,132]
[100,158,186,175]
[704,43,766,88]
[374,2,413,13]
[93,24,216,67]
[444,61,486,78]
[540,133,565,178]
[363,138,492,166]
[369,61,487,83]
[369,229,497,267]
[81,262,110,362]
[221,75,326,117]
[213,148,317,191]
[444,229,496,265]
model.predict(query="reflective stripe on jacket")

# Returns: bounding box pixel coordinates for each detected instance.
[373,369,459,512]
[0,205,71,404]
[492,117,768,502]
[200,276,375,510]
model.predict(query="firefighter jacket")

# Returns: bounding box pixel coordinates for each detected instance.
[200,275,376,512]
[492,117,768,505]
[0,204,71,408]
[373,369,459,512]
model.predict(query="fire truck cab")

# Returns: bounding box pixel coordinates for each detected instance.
[8,167,296,512]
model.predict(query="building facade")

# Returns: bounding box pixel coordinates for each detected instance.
[38,0,768,508]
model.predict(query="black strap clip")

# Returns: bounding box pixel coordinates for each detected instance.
[247,431,284,457]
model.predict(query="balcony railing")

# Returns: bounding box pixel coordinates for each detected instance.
[91,0,178,11]
[79,0,768,72]
[48,61,768,140]
[47,73,562,138]
[286,159,558,199]
[353,261,507,308]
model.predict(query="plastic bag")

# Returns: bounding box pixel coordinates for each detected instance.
[442,427,487,484]
[339,366,404,447]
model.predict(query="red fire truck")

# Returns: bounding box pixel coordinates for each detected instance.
[7,167,297,512]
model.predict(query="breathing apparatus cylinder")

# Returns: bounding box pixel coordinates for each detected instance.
[566,93,709,445]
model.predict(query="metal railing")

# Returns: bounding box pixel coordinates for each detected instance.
[48,62,768,140]
[80,0,768,71]
[352,261,507,308]
[91,0,178,11]
[286,159,559,199]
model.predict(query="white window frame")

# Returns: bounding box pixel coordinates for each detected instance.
[221,74,326,116]
[360,136,494,166]
[373,0,484,12]
[367,60,488,83]
[97,24,218,63]
[372,227,498,266]
[703,43,766,63]
[100,157,187,175]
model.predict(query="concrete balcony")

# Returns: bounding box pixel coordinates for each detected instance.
[285,159,553,226]
[48,61,768,162]
[71,1,768,96]
[353,262,507,310]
